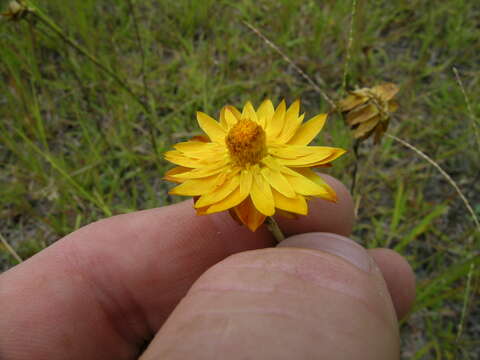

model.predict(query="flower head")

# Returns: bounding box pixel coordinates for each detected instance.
[339,83,399,144]
[164,100,346,231]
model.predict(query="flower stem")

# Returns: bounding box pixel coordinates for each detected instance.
[266,216,285,243]
[350,139,361,195]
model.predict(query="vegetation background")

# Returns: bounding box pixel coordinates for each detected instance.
[1,0,479,358]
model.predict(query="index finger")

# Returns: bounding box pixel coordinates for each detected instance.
[0,174,353,360]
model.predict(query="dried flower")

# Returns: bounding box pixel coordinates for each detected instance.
[339,83,399,143]
[164,100,346,231]
[1,0,32,21]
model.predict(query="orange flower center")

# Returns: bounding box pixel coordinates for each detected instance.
[226,119,266,166]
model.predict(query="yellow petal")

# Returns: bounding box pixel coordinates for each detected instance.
[250,166,275,216]
[272,189,308,215]
[277,100,301,142]
[275,147,346,167]
[164,166,191,183]
[256,99,275,128]
[205,187,249,214]
[233,198,266,231]
[261,166,296,198]
[279,113,304,144]
[284,172,332,197]
[196,112,226,143]
[265,99,286,139]
[293,168,336,201]
[195,172,240,208]
[241,101,258,123]
[169,174,225,196]
[287,113,327,146]
[223,106,239,129]
[164,150,204,168]
[261,155,299,177]
[239,169,253,197]
[172,157,231,179]
[174,141,225,158]
[346,103,379,126]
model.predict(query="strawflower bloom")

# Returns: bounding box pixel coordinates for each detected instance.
[164,100,346,231]
[338,83,399,143]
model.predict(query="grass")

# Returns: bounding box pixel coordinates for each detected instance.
[1,0,479,358]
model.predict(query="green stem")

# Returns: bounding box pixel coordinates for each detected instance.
[266,216,285,243]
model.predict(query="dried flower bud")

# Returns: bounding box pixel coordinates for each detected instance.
[339,83,399,144]
[1,0,32,21]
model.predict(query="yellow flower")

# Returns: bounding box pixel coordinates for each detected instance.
[164,100,346,231]
[339,83,399,143]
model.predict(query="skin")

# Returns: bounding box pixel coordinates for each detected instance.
[0,175,415,359]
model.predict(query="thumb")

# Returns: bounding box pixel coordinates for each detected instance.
[140,233,413,360]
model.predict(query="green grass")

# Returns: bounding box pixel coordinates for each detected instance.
[1,0,479,358]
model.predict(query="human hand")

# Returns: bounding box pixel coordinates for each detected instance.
[0,175,415,359]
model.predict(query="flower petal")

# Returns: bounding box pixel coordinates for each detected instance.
[250,166,275,216]
[164,166,191,183]
[239,169,253,197]
[172,157,231,179]
[287,113,327,146]
[174,141,225,158]
[277,100,302,142]
[205,187,249,214]
[226,107,240,128]
[256,99,275,128]
[346,104,379,126]
[241,101,258,123]
[164,150,205,168]
[274,146,346,167]
[261,166,296,198]
[195,171,240,208]
[233,198,266,231]
[338,94,367,111]
[169,173,226,196]
[372,83,399,101]
[265,99,286,139]
[197,111,226,143]
[272,189,308,215]
[293,168,336,201]
[284,172,333,197]
[353,117,379,139]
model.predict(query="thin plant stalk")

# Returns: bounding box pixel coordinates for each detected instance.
[266,217,285,243]
[126,0,149,100]
[242,20,335,109]
[350,139,361,195]
[0,232,23,264]
[342,0,357,95]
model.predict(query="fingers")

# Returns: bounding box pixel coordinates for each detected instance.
[367,248,416,320]
[140,233,415,360]
[0,175,353,360]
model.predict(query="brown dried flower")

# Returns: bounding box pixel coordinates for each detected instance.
[338,83,399,144]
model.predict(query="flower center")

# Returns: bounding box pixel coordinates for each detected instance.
[226,119,266,166]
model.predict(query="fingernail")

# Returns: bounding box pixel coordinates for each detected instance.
[277,232,371,272]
